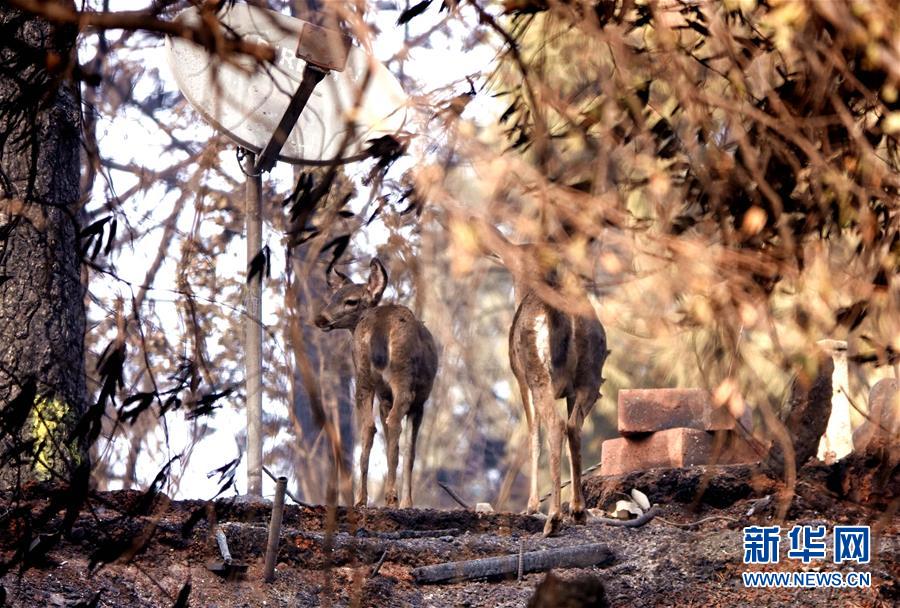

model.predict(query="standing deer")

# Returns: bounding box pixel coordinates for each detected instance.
[508,249,608,536]
[314,258,438,508]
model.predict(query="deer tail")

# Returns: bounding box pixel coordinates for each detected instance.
[515,373,534,428]
[370,320,390,370]
[548,307,573,371]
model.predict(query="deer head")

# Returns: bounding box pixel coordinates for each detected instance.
[314,258,388,332]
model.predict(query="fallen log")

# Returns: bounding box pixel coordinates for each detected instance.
[412,542,614,584]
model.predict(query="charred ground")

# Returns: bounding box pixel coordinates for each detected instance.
[1,455,896,608]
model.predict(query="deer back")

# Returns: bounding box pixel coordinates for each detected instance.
[354,304,438,393]
[510,289,607,400]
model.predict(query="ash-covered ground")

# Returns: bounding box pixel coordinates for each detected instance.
[1,455,896,607]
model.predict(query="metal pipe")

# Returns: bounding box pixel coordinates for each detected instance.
[263,476,288,582]
[244,151,264,497]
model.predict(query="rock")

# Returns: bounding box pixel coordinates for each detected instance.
[527,572,609,608]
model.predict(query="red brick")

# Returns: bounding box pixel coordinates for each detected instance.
[600,428,762,476]
[617,388,750,436]
[601,428,709,476]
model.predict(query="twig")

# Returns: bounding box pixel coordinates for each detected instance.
[589,505,660,528]
[369,549,388,578]
[517,539,524,582]
[538,462,601,503]
[263,466,312,508]
[656,514,739,529]
[437,481,471,509]
[7,0,276,62]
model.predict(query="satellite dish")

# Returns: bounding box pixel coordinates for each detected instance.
[165,3,409,167]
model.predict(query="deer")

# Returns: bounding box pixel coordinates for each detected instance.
[507,246,609,536]
[314,258,438,508]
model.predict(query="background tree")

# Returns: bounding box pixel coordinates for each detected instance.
[0,3,87,486]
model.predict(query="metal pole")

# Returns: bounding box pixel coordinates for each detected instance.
[244,152,264,497]
[264,476,288,582]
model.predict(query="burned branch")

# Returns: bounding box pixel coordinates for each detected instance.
[411,542,615,584]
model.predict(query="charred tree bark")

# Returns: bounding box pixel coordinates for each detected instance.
[0,4,86,486]
[766,351,834,476]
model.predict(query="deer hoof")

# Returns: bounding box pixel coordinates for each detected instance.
[354,498,367,508]
[400,497,412,509]
[569,508,587,524]
[385,493,399,508]
[542,515,562,537]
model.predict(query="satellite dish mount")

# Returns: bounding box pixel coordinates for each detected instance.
[253,23,352,174]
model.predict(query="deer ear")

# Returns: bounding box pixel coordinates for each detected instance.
[366,258,387,304]
[327,266,353,290]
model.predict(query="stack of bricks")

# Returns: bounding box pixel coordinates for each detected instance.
[600,388,761,476]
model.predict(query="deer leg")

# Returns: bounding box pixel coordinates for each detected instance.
[384,385,413,508]
[401,404,424,509]
[535,386,564,537]
[527,410,541,515]
[514,374,541,515]
[570,388,600,522]
[567,388,598,523]
[566,400,586,523]
[354,386,376,508]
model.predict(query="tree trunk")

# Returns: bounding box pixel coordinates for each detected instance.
[0,5,87,486]
[289,252,355,503]
[282,133,356,503]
